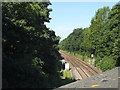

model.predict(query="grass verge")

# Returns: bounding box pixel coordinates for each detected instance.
[60,70,72,79]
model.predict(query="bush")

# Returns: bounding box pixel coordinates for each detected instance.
[100,56,116,71]
[95,55,102,67]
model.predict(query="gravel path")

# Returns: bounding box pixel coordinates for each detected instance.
[55,67,119,89]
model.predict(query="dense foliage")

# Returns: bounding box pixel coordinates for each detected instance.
[2,2,63,88]
[60,3,120,71]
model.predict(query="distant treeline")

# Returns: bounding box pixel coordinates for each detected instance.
[2,2,63,88]
[59,3,120,71]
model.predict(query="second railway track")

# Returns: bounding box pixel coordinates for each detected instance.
[59,50,102,80]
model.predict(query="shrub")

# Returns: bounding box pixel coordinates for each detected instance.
[95,56,102,68]
[100,56,116,71]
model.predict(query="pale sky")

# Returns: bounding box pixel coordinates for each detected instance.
[45,2,117,41]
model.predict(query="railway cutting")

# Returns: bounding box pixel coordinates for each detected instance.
[59,50,102,80]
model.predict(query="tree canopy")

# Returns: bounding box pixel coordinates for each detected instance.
[2,2,61,88]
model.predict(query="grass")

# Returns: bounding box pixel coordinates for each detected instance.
[56,70,75,87]
[60,70,72,79]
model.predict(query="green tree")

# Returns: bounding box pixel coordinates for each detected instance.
[89,6,110,57]
[104,3,120,66]
[2,2,60,88]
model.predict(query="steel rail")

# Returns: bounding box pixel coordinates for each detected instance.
[59,50,102,80]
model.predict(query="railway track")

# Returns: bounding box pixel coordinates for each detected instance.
[59,50,102,80]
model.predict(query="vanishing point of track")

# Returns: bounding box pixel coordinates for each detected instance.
[59,50,102,80]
